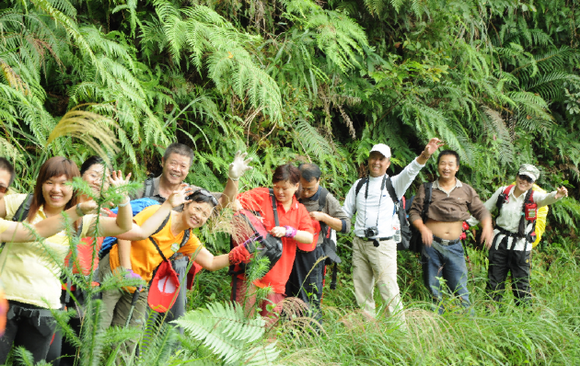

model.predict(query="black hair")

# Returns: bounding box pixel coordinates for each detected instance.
[163,142,194,165]
[187,190,218,207]
[0,157,15,186]
[437,150,460,166]
[299,163,321,182]
[80,156,106,175]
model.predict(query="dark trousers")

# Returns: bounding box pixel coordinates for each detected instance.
[285,245,326,322]
[0,301,57,364]
[487,242,532,306]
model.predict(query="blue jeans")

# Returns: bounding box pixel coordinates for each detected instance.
[421,240,471,314]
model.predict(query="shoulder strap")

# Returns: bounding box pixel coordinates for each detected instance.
[355,177,368,197]
[318,187,329,212]
[385,177,399,204]
[12,194,33,222]
[143,177,155,198]
[269,188,280,226]
[421,182,433,222]
[504,184,514,195]
[526,189,535,204]
[151,214,171,237]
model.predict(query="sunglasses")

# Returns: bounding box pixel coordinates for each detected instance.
[187,188,219,207]
[518,175,534,183]
[0,185,7,194]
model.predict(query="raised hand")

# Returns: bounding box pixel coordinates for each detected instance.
[556,186,568,199]
[423,138,445,157]
[228,151,253,181]
[167,184,194,208]
[108,170,132,188]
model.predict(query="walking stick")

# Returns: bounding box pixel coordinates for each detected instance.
[125,288,141,328]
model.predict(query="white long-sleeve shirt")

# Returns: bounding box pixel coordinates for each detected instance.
[468,185,560,251]
[343,158,424,238]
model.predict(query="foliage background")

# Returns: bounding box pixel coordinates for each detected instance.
[1,0,580,364]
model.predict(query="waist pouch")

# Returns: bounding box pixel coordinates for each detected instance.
[6,301,56,336]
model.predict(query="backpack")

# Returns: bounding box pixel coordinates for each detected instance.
[98,197,160,258]
[408,182,433,253]
[495,184,541,245]
[317,188,341,290]
[229,208,283,272]
[354,177,412,251]
[147,214,191,313]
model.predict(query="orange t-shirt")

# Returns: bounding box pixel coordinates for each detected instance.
[237,188,315,294]
[109,205,202,285]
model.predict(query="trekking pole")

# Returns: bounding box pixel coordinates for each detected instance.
[125,288,141,328]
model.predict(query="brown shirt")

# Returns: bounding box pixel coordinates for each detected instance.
[298,187,351,246]
[409,178,490,223]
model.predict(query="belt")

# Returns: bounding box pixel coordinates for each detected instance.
[433,235,461,246]
[358,236,393,247]
[358,236,393,242]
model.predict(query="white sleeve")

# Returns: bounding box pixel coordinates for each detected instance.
[342,180,360,219]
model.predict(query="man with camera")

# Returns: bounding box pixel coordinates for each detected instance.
[343,138,443,320]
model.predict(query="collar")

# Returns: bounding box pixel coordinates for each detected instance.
[434,178,463,192]
[300,186,321,203]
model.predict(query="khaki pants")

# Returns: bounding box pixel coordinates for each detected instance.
[99,254,148,363]
[352,237,405,320]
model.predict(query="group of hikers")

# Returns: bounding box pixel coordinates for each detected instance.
[0,137,569,364]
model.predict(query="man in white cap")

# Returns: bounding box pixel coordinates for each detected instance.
[343,138,444,320]
[468,163,568,306]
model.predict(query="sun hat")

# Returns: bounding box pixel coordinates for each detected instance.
[518,164,540,182]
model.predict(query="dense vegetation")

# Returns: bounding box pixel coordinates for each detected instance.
[1,0,580,364]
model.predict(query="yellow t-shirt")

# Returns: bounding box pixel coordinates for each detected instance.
[0,194,97,309]
[109,205,201,284]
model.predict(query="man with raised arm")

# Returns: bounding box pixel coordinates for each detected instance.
[409,150,494,313]
[342,138,444,321]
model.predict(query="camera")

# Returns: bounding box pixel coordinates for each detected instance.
[364,226,378,238]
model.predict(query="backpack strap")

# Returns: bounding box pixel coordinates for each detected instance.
[421,182,433,222]
[269,188,280,226]
[496,185,514,212]
[12,194,33,222]
[318,187,328,212]
[142,176,155,199]
[385,177,399,204]
[355,177,368,197]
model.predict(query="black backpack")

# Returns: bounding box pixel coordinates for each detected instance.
[354,177,412,251]
[408,182,433,253]
[311,188,342,290]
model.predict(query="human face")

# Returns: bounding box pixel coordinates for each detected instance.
[437,154,460,180]
[182,200,213,229]
[300,177,319,199]
[516,174,534,193]
[0,169,12,199]
[162,153,191,186]
[82,164,109,195]
[42,174,73,213]
[272,180,299,205]
[368,151,390,177]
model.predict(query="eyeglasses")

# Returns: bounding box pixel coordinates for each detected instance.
[518,175,534,183]
[188,188,219,207]
[0,185,8,194]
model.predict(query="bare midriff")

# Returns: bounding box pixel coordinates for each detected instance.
[425,219,463,240]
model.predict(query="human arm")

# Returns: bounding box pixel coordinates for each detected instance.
[0,201,97,242]
[341,181,359,219]
[269,226,314,244]
[87,171,133,238]
[416,138,445,165]
[117,239,132,269]
[116,185,192,241]
[467,186,494,249]
[409,184,434,246]
[534,186,568,207]
[218,151,253,209]
[412,218,434,247]
[312,193,351,233]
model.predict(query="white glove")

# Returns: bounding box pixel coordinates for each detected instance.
[228,151,253,181]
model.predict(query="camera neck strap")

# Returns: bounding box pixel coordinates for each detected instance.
[363,174,387,231]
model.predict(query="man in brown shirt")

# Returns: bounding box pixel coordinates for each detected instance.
[409,150,493,313]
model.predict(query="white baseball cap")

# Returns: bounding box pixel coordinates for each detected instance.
[370,143,391,159]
